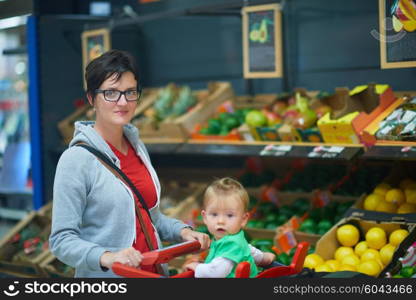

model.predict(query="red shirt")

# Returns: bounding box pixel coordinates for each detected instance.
[108,140,158,273]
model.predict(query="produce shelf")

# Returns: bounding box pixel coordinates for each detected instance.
[362,141,416,160]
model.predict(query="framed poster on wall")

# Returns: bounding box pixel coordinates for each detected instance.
[379,0,416,69]
[242,4,283,78]
[81,28,111,89]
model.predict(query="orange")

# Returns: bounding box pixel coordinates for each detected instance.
[334,246,354,262]
[375,200,397,213]
[304,254,324,270]
[389,229,409,246]
[357,260,381,277]
[354,241,369,257]
[397,203,416,214]
[365,227,387,250]
[379,244,396,265]
[385,189,405,205]
[336,224,360,247]
[363,194,384,211]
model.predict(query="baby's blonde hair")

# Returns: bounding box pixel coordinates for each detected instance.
[203,177,249,212]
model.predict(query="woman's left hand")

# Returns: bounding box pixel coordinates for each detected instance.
[180,228,210,251]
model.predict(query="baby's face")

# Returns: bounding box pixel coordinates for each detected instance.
[202,195,248,240]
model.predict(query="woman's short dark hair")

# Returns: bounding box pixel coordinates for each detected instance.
[85,49,138,101]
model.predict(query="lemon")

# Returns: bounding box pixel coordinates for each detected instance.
[325,259,340,272]
[397,203,416,214]
[361,249,382,263]
[379,244,396,265]
[354,241,369,257]
[399,179,416,190]
[341,254,361,268]
[375,200,397,213]
[335,246,354,262]
[365,227,387,250]
[357,260,382,277]
[315,264,333,272]
[304,253,324,269]
[373,183,391,196]
[363,194,384,211]
[405,189,416,204]
[339,264,356,271]
[336,224,360,247]
[389,229,409,246]
[385,189,406,205]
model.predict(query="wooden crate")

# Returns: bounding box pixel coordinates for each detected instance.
[138,81,234,143]
[39,253,75,278]
[0,212,51,277]
[160,181,206,223]
[57,104,92,145]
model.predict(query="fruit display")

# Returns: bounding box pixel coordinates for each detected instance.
[298,201,355,235]
[310,220,414,277]
[375,97,416,141]
[143,83,197,122]
[361,178,416,214]
[197,108,249,136]
[254,91,326,142]
[247,199,311,230]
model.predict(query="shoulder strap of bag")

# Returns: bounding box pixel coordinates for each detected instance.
[75,143,155,247]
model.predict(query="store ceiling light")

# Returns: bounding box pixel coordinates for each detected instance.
[0,15,29,30]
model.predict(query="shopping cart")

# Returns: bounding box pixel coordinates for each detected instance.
[112,240,309,278]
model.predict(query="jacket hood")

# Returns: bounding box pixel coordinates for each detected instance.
[69,121,140,163]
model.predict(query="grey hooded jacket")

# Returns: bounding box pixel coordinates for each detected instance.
[49,121,190,277]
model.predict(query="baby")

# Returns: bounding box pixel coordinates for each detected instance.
[185,177,275,278]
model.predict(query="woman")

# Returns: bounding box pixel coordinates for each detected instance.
[49,49,210,277]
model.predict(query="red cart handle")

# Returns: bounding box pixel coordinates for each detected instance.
[141,240,201,265]
[112,241,201,278]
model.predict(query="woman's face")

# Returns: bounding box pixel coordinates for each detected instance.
[93,71,138,128]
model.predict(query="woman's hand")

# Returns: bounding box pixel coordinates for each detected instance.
[180,228,210,251]
[100,247,143,269]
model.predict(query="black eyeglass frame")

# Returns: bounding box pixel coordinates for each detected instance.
[95,86,143,102]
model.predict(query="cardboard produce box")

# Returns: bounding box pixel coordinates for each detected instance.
[137,81,234,143]
[0,212,51,277]
[317,84,396,144]
[315,209,416,277]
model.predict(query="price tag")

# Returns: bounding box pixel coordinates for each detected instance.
[328,146,345,153]
[260,145,292,156]
[308,146,344,158]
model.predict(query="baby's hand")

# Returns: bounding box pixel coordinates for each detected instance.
[184,261,200,271]
[260,252,276,267]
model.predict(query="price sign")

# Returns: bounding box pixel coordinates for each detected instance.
[260,144,292,156]
[308,146,345,158]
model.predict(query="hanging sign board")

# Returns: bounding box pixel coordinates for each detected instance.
[81,28,111,90]
[242,4,283,78]
[379,0,416,69]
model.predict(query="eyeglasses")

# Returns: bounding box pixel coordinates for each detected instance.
[95,88,142,102]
